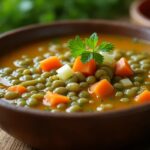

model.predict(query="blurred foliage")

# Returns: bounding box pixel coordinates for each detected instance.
[0,0,133,32]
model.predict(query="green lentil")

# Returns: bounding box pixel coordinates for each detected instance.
[100,67,113,78]
[27,98,39,107]
[53,87,68,95]
[66,83,80,92]
[113,76,122,82]
[71,101,78,106]
[52,80,65,88]
[0,92,4,98]
[27,86,36,91]
[4,91,19,100]
[66,105,81,112]
[3,67,13,75]
[22,93,31,99]
[31,93,44,100]
[115,91,123,97]
[145,81,150,86]
[30,90,38,94]
[41,72,51,78]
[77,98,88,105]
[79,82,88,88]
[75,72,85,82]
[113,83,123,90]
[133,76,143,82]
[141,64,150,69]
[67,92,76,97]
[70,96,79,101]
[11,79,20,85]
[46,82,52,87]
[100,75,111,81]
[140,59,150,64]
[57,103,66,110]
[78,91,90,98]
[49,69,56,76]
[51,109,61,113]
[95,69,107,79]
[32,74,40,79]
[44,87,54,92]
[134,81,140,86]
[134,68,145,74]
[66,76,78,84]
[86,76,96,84]
[21,79,38,86]
[17,98,26,106]
[37,77,46,83]
[36,83,45,90]
[120,98,130,102]
[124,89,136,97]
[23,69,31,75]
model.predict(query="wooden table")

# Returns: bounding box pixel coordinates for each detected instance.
[0,129,34,150]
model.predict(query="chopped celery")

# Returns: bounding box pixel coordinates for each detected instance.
[100,52,115,66]
[57,64,74,80]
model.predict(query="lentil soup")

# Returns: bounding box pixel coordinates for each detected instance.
[0,34,150,112]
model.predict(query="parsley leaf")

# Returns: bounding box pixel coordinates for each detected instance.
[81,52,93,63]
[68,36,85,57]
[98,41,114,52]
[85,32,98,49]
[93,52,104,64]
[68,33,114,64]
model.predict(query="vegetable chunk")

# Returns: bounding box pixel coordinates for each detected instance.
[89,79,114,98]
[73,56,96,76]
[40,56,62,71]
[8,85,27,94]
[44,91,70,107]
[57,64,74,80]
[135,90,150,103]
[115,57,133,77]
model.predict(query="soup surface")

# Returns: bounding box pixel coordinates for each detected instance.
[0,34,150,112]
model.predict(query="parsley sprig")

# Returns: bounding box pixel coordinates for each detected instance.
[68,32,114,64]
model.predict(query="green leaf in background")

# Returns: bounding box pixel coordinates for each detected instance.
[0,0,134,33]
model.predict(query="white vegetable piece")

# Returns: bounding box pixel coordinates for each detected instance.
[56,64,74,80]
[120,78,133,87]
[100,52,115,66]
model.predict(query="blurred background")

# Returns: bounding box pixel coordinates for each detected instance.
[0,0,134,33]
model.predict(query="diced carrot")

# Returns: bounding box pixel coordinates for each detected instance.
[72,56,96,76]
[40,56,62,72]
[115,57,133,77]
[135,90,150,103]
[44,91,70,107]
[8,85,27,94]
[89,79,114,98]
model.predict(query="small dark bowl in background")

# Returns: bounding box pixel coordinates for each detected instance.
[0,20,150,149]
[130,0,150,27]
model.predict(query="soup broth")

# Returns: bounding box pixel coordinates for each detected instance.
[0,34,150,112]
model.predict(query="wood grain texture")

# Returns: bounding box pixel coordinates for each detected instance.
[0,129,34,150]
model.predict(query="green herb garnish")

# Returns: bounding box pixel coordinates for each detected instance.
[68,32,114,64]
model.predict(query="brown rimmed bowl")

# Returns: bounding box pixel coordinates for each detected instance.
[130,0,150,27]
[0,20,150,150]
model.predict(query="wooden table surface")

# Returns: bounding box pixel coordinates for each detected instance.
[0,129,34,150]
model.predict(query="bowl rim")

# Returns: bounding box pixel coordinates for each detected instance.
[0,19,150,118]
